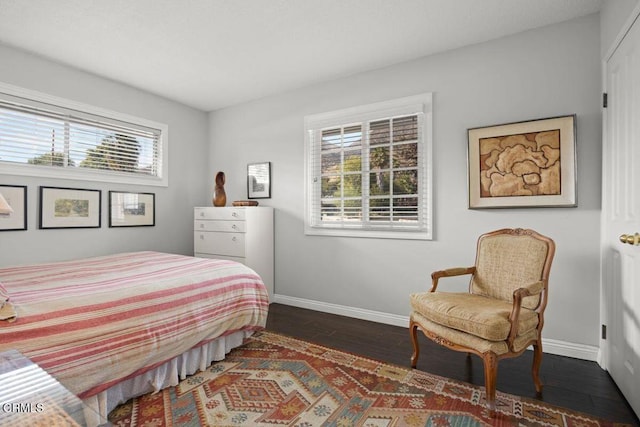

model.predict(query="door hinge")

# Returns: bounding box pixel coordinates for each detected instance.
[603,92,608,108]
[601,324,607,340]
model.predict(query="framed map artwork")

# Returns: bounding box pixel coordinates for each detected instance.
[467,115,576,208]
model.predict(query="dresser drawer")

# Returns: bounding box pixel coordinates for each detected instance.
[194,207,245,221]
[194,220,245,233]
[195,253,246,264]
[194,231,246,257]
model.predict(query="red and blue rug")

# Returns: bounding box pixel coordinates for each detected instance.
[109,331,623,426]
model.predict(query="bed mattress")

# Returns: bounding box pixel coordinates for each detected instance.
[0,251,269,400]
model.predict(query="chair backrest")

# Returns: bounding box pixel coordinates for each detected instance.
[470,228,555,310]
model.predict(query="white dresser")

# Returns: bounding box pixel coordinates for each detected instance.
[194,206,274,300]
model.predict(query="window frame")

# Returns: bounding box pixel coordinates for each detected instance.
[0,82,169,187]
[304,93,433,240]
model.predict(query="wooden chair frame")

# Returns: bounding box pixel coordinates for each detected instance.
[410,228,555,413]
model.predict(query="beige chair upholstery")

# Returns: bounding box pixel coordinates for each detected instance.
[409,228,555,413]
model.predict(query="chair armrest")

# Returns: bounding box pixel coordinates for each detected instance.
[514,280,544,299]
[430,267,475,292]
[507,280,545,346]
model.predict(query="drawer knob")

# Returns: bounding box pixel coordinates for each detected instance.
[200,234,204,240]
[232,225,238,230]
[232,236,237,242]
[232,212,238,217]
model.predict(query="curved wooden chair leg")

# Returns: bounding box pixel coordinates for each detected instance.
[532,341,543,394]
[410,321,420,368]
[482,352,498,416]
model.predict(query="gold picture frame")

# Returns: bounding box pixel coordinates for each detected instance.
[467,115,576,209]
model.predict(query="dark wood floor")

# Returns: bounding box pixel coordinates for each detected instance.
[265,303,639,426]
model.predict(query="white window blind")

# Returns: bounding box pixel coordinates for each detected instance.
[305,93,432,240]
[0,83,167,186]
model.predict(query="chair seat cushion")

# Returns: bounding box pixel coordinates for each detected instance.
[410,312,538,355]
[410,292,539,341]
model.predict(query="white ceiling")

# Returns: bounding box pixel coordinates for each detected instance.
[0,0,602,112]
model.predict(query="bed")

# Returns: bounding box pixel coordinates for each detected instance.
[0,251,269,425]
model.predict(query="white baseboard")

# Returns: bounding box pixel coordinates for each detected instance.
[273,294,410,327]
[272,294,600,362]
[540,338,599,362]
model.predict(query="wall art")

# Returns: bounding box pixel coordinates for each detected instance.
[467,115,576,208]
[40,186,101,229]
[248,162,271,199]
[0,185,27,231]
[109,191,155,227]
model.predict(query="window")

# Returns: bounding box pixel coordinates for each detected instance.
[0,82,168,186]
[305,93,432,239]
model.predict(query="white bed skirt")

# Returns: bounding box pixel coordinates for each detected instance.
[82,330,254,426]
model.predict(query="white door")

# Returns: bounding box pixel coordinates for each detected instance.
[602,13,640,419]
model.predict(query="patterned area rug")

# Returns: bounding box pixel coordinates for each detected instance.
[108,331,622,427]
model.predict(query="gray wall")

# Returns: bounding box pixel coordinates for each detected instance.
[601,0,640,58]
[209,14,603,349]
[0,43,210,266]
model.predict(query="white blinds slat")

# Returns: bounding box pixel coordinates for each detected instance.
[305,94,432,238]
[0,98,160,177]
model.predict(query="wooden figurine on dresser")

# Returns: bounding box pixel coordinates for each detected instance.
[213,171,226,207]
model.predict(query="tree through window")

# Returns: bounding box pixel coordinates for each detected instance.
[0,83,166,186]
[305,94,432,240]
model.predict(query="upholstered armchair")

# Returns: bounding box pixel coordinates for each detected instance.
[409,228,555,412]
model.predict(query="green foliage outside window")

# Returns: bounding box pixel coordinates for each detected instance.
[80,133,140,172]
[28,152,75,167]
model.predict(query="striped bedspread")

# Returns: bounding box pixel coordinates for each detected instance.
[0,251,269,399]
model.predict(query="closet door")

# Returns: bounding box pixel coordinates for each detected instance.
[601,12,640,418]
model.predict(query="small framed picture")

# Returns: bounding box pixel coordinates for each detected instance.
[248,162,271,199]
[0,185,27,231]
[109,191,155,227]
[39,186,101,229]
[467,115,577,208]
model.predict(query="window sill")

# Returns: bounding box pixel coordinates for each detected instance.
[304,225,432,240]
[0,162,168,187]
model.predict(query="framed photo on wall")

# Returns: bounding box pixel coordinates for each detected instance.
[39,186,101,229]
[248,162,271,199]
[109,191,155,227]
[467,115,577,208]
[0,185,27,231]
